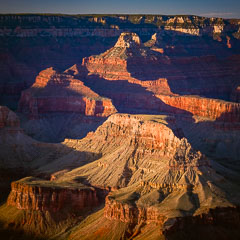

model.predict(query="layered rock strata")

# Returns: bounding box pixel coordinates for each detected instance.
[81,32,240,116]
[18,67,117,118]
[45,113,239,239]
[5,113,240,239]
[157,95,240,121]
[7,177,99,213]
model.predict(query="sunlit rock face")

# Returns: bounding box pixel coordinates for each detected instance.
[18,67,117,119]
[5,113,238,238]
[114,32,141,48]
[7,177,99,212]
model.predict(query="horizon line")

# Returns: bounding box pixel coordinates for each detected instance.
[0,12,239,20]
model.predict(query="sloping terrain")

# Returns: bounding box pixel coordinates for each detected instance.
[2,113,240,239]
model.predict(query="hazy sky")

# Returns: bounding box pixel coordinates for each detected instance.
[0,0,240,18]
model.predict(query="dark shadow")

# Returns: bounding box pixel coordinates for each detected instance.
[0,168,31,204]
[0,35,118,110]
[174,107,240,180]
[19,112,107,143]
[84,73,193,117]
[165,207,240,240]
[126,49,239,101]
[0,220,49,240]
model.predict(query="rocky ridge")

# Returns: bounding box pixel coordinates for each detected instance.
[18,67,117,119]
[81,32,240,120]
[1,14,240,38]
[5,113,240,238]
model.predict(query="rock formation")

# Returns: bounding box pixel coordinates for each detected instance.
[5,113,240,239]
[1,15,240,38]
[18,67,117,119]
[80,31,240,122]
[1,14,240,111]
[7,177,99,212]
[157,95,240,122]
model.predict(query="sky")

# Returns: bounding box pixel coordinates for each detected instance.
[0,0,240,19]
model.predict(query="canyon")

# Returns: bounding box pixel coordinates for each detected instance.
[0,14,240,240]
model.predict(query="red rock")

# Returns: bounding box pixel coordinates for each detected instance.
[81,32,240,117]
[104,195,166,224]
[7,177,99,213]
[18,67,117,118]
[157,94,240,122]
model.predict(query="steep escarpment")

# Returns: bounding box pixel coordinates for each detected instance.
[18,67,117,119]
[1,178,99,240]
[55,113,207,187]
[39,113,240,238]
[157,95,240,122]
[7,177,99,212]
[82,32,240,112]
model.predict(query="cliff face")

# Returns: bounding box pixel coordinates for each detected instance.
[56,114,210,189]
[157,95,240,121]
[18,67,117,118]
[7,177,99,213]
[3,112,240,239]
[104,196,166,224]
[1,14,240,240]
[104,196,240,238]
[82,32,240,115]
[38,113,240,238]
[104,196,240,226]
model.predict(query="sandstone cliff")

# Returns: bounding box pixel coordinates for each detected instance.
[7,177,99,213]
[157,94,240,122]
[82,32,240,113]
[1,14,240,240]
[27,113,240,238]
[18,67,117,118]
